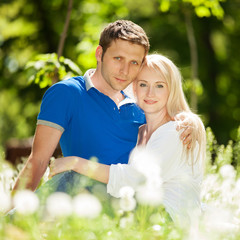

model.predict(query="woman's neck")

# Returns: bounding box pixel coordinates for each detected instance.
[138,111,171,145]
[146,111,171,133]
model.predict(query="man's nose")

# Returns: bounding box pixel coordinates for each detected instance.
[120,62,129,76]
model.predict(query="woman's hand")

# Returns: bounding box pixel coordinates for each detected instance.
[49,156,79,178]
[49,156,110,184]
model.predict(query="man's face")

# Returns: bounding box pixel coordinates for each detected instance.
[97,39,146,92]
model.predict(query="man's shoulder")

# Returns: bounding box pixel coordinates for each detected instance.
[57,76,85,89]
[48,76,86,95]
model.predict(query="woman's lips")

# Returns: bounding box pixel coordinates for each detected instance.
[144,99,157,104]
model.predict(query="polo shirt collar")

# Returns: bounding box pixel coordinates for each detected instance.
[84,69,95,91]
[83,69,136,105]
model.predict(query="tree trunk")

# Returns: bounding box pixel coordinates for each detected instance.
[184,10,198,111]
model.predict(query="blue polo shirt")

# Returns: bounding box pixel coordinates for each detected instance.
[37,70,145,165]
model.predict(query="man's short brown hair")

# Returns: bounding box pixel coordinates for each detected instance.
[99,20,150,59]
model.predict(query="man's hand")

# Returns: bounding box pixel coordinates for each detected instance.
[174,112,198,149]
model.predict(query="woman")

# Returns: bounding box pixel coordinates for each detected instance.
[49,54,206,223]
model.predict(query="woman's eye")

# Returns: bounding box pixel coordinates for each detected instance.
[131,61,138,65]
[157,84,163,88]
[114,57,121,60]
[139,83,146,87]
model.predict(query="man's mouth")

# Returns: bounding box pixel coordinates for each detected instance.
[115,77,127,83]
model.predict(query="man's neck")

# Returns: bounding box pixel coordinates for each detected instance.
[90,69,125,106]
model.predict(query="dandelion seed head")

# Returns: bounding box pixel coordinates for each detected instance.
[2,168,15,179]
[119,196,136,212]
[221,179,234,193]
[46,192,72,218]
[130,147,161,179]
[202,205,237,233]
[129,147,163,206]
[235,178,240,192]
[119,213,134,228]
[152,224,162,231]
[13,190,39,215]
[119,186,135,199]
[0,189,11,213]
[73,193,102,219]
[219,164,236,180]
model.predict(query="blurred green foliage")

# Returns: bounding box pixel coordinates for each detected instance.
[25,53,82,88]
[0,0,239,150]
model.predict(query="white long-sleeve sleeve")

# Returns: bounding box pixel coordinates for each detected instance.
[107,121,203,222]
[107,164,146,198]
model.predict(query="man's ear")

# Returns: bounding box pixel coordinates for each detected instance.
[95,45,103,62]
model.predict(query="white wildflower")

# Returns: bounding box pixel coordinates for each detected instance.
[46,192,72,218]
[129,147,163,206]
[0,189,11,213]
[202,205,238,233]
[219,164,236,180]
[0,167,16,192]
[234,178,240,193]
[119,196,136,212]
[130,147,161,180]
[2,168,15,179]
[152,224,162,231]
[73,193,102,219]
[119,186,135,199]
[13,190,39,215]
[119,213,134,228]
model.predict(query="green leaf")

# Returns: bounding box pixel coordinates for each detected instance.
[159,0,170,12]
[195,6,211,18]
[62,58,82,75]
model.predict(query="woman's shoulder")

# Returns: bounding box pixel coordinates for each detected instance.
[147,121,182,151]
[151,121,180,140]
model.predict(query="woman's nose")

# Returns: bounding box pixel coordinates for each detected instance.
[147,86,155,97]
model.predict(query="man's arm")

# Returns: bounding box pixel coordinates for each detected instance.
[12,124,62,192]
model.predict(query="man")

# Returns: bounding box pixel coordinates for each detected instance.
[12,20,192,195]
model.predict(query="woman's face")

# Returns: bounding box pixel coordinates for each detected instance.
[134,65,169,115]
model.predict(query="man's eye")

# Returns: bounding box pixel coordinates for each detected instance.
[139,83,146,87]
[132,61,138,65]
[115,57,121,60]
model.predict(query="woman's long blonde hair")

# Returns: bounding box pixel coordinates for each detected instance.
[143,54,206,168]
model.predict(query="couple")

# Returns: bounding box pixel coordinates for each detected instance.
[12,20,206,223]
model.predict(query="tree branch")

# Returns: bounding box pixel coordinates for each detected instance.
[57,0,73,59]
[53,0,73,83]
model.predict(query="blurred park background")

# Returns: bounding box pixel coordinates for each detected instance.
[0,0,239,163]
